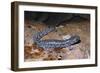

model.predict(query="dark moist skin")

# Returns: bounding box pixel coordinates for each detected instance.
[33,26,80,49]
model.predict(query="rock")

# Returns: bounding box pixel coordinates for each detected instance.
[24,18,90,61]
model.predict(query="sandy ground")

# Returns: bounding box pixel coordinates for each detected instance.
[24,20,90,61]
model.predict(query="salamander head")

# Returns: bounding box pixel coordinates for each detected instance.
[69,35,80,45]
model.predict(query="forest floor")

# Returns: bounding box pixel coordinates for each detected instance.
[24,20,90,61]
